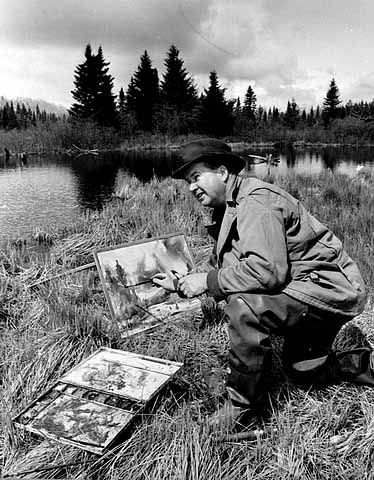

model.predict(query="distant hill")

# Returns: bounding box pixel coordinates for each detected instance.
[0,96,67,117]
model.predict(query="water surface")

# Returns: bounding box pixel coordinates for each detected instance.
[1,146,373,242]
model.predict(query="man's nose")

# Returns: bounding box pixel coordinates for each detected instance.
[189,181,197,192]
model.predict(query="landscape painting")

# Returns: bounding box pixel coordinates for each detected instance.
[60,348,183,401]
[94,233,200,335]
[26,394,132,454]
[14,348,183,454]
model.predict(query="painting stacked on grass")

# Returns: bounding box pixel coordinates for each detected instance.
[94,234,200,336]
[14,348,183,454]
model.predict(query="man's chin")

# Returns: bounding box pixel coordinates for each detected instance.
[200,197,212,207]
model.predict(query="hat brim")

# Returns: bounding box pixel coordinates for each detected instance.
[171,152,246,179]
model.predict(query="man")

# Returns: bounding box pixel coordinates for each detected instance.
[153,138,370,437]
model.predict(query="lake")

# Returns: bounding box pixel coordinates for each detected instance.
[1,146,373,242]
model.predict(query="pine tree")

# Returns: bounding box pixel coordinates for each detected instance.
[243,85,257,119]
[157,45,198,134]
[70,45,97,120]
[131,50,159,131]
[125,76,137,114]
[7,102,19,129]
[21,104,28,128]
[94,46,118,127]
[122,76,138,134]
[308,107,315,126]
[2,105,9,129]
[198,70,234,137]
[322,78,342,125]
[234,97,241,116]
[70,44,118,127]
[117,87,126,128]
[272,106,280,122]
[160,45,197,112]
[283,98,300,129]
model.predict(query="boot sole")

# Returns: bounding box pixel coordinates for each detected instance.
[213,425,275,442]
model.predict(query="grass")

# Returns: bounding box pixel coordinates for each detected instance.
[1,169,374,479]
[3,118,374,157]
[0,121,205,155]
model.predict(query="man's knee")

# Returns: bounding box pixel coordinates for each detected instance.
[225,292,306,334]
[225,295,258,328]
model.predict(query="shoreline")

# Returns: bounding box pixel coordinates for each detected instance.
[1,137,374,159]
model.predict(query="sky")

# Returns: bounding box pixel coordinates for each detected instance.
[0,0,373,110]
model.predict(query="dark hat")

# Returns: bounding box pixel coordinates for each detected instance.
[172,138,246,179]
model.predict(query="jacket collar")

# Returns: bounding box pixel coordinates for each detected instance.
[225,174,243,207]
[215,174,244,257]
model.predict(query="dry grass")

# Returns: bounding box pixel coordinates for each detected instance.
[1,170,374,479]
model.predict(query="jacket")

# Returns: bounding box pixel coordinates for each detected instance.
[206,175,366,316]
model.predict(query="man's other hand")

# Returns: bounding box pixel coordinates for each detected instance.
[152,272,178,292]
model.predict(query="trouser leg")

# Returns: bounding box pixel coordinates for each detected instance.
[282,304,374,386]
[225,292,308,408]
[282,306,344,385]
[225,292,374,408]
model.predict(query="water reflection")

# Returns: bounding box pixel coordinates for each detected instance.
[0,146,373,242]
[70,153,119,210]
[285,147,297,168]
[321,148,339,171]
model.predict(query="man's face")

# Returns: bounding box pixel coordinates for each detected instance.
[184,161,228,208]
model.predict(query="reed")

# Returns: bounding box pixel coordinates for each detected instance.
[1,170,373,479]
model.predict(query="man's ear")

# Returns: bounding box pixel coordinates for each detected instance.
[218,165,229,182]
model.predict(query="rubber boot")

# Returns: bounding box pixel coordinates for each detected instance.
[289,348,374,387]
[208,387,267,442]
[336,348,374,386]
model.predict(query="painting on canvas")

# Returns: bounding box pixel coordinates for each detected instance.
[27,394,132,454]
[94,233,200,335]
[14,348,183,454]
[60,348,183,401]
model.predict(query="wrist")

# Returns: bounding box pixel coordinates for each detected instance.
[203,273,208,292]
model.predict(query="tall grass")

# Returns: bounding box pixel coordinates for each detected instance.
[0,122,203,155]
[3,117,374,157]
[1,170,374,479]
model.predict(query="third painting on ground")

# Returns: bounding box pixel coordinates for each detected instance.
[94,233,201,336]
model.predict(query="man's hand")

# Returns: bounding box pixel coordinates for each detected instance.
[152,272,178,292]
[177,273,208,298]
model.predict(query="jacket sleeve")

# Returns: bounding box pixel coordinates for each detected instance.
[207,196,289,297]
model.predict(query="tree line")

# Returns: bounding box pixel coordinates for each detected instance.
[69,44,374,142]
[0,100,61,130]
[3,43,374,144]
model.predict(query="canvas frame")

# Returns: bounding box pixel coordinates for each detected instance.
[94,233,200,337]
[13,347,183,455]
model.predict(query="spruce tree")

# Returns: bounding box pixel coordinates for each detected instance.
[125,76,137,114]
[70,44,97,120]
[123,76,138,133]
[243,85,257,119]
[7,102,19,130]
[21,104,28,128]
[283,98,300,129]
[2,105,9,129]
[160,45,197,112]
[308,107,315,126]
[322,78,341,125]
[198,70,234,137]
[117,87,126,128]
[70,44,118,127]
[94,46,118,127]
[132,50,159,131]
